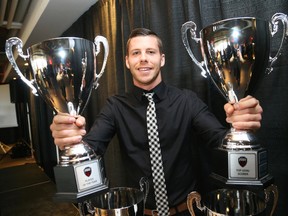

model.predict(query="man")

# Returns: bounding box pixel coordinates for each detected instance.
[50,28,262,215]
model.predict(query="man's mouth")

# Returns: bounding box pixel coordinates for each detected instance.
[138,67,151,71]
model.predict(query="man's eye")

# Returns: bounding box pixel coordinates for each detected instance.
[132,51,139,55]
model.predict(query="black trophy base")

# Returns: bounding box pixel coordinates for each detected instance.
[53,158,109,203]
[210,147,272,188]
[53,178,109,203]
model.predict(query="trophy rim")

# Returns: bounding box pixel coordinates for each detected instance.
[203,188,266,214]
[90,187,145,210]
[28,36,93,49]
[201,16,265,32]
[26,36,97,116]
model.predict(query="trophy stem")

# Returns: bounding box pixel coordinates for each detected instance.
[222,128,261,149]
[59,141,97,166]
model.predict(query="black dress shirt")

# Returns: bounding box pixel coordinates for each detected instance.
[83,81,228,209]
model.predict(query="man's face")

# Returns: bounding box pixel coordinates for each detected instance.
[125,35,165,90]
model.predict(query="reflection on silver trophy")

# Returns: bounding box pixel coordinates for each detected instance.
[187,185,278,216]
[83,177,149,216]
[6,36,109,202]
[182,13,287,186]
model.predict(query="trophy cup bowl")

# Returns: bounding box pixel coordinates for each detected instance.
[5,36,110,202]
[181,13,287,186]
[187,185,278,216]
[84,177,149,216]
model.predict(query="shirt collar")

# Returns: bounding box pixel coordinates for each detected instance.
[132,81,167,102]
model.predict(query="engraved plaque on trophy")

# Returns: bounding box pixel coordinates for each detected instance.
[6,36,110,202]
[181,13,287,187]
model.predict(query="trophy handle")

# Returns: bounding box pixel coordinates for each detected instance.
[78,202,87,216]
[267,13,288,74]
[187,191,205,216]
[5,37,38,95]
[139,177,149,204]
[181,21,208,78]
[264,184,279,216]
[94,35,109,88]
[84,200,95,215]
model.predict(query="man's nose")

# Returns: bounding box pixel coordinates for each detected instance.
[140,53,148,61]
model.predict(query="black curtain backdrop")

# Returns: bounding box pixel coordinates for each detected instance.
[28,0,287,214]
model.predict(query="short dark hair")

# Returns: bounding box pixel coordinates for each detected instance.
[126,28,163,54]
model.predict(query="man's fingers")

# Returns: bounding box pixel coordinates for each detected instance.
[53,114,76,124]
[50,114,87,148]
[226,112,262,123]
[229,107,263,115]
[50,115,86,132]
[51,127,86,138]
[224,95,263,131]
[54,136,83,150]
[225,96,263,116]
[224,103,234,116]
[236,96,261,110]
[75,116,86,128]
[232,121,261,131]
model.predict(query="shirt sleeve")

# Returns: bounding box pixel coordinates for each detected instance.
[187,90,228,148]
[83,97,116,155]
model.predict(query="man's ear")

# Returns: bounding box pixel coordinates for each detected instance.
[161,54,165,67]
[125,55,130,69]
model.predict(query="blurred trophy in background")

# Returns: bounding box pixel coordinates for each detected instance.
[6,36,109,202]
[182,13,287,187]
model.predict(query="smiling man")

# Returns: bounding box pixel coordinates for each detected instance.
[50,28,263,215]
[125,31,165,90]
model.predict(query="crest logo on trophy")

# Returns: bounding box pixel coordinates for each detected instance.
[6,36,109,202]
[182,12,287,215]
[238,156,247,167]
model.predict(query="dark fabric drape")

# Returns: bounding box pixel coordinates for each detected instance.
[53,0,288,214]
[29,91,56,179]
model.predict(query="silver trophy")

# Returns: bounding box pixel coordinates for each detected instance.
[182,13,287,186]
[187,185,278,216]
[82,177,149,216]
[6,36,109,202]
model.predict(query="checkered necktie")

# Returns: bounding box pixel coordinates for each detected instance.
[144,92,170,216]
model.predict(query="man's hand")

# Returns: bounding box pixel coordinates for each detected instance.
[224,95,263,131]
[50,114,86,150]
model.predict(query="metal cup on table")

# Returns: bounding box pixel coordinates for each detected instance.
[187,185,278,216]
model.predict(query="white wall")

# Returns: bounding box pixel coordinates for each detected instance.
[0,84,18,128]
